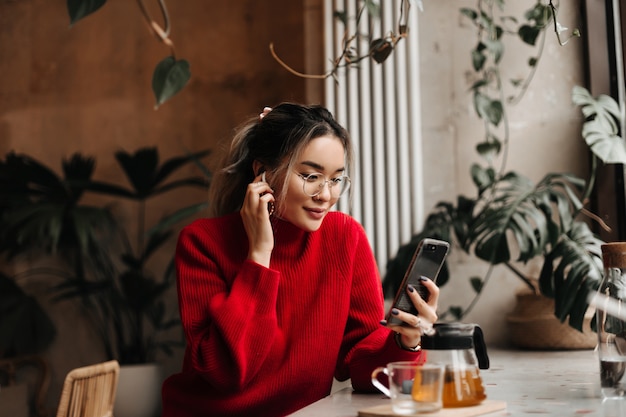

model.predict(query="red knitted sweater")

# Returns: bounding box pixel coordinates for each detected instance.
[161,211,423,417]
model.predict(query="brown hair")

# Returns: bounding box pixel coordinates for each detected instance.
[208,103,353,217]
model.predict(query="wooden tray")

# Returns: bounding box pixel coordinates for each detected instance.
[358,400,506,417]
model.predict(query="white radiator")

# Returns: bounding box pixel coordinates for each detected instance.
[324,0,424,275]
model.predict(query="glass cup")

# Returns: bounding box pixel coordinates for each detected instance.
[371,361,445,414]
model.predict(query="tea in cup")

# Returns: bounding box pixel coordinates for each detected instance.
[371,361,445,414]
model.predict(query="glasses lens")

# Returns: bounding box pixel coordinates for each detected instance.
[302,174,350,197]
[332,176,350,197]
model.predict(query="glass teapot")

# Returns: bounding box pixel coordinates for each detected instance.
[420,322,489,407]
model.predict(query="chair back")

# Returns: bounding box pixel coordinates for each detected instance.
[55,360,120,417]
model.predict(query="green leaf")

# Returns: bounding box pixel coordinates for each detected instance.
[582,120,626,164]
[478,11,494,33]
[0,152,117,259]
[447,306,464,320]
[538,222,603,330]
[370,39,393,64]
[525,3,552,27]
[333,11,348,25]
[473,92,503,126]
[485,40,504,64]
[573,86,620,119]
[476,140,502,161]
[152,57,191,109]
[364,0,380,17]
[67,0,107,26]
[470,277,483,293]
[469,171,585,264]
[572,86,626,164]
[460,8,478,21]
[471,49,486,72]
[149,202,209,236]
[470,163,496,193]
[518,25,540,46]
[470,79,489,90]
[111,148,209,199]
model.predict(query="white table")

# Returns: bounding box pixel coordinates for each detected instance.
[289,348,626,417]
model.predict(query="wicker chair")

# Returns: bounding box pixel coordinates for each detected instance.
[55,360,120,417]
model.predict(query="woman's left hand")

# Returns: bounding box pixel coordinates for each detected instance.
[386,277,439,349]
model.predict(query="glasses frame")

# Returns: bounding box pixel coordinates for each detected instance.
[298,172,351,198]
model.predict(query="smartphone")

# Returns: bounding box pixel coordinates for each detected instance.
[260,171,275,215]
[385,238,450,326]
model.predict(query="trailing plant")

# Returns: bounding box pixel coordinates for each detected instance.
[383,2,626,332]
[271,0,578,82]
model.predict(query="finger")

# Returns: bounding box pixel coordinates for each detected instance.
[389,308,421,329]
[246,181,273,199]
[414,277,440,307]
[387,314,435,337]
[258,192,275,214]
[242,186,271,218]
[406,285,438,323]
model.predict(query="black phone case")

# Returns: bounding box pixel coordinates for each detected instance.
[385,238,450,326]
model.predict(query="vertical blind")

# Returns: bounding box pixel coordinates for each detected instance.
[324,0,425,274]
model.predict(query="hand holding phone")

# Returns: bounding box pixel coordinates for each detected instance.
[385,238,449,327]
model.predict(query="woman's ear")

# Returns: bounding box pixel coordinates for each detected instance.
[252,160,266,177]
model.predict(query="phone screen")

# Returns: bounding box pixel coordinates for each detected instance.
[385,238,449,326]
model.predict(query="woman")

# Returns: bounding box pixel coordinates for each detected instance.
[161,103,439,417]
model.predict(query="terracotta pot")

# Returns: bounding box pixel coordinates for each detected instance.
[506,289,596,350]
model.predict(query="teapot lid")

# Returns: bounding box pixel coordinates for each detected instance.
[421,322,490,369]
[421,322,476,349]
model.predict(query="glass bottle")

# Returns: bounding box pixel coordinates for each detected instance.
[596,242,626,398]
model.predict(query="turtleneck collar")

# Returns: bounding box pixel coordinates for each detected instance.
[268,215,310,258]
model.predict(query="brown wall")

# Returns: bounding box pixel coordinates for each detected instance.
[0,0,310,413]
[0,0,308,163]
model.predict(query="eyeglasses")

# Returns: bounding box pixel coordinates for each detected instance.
[298,172,351,197]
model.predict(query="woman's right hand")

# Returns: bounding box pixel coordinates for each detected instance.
[241,173,275,268]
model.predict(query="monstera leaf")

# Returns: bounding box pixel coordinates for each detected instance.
[468,171,585,265]
[572,85,626,165]
[538,221,604,331]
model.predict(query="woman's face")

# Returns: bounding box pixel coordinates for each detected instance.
[276,135,347,232]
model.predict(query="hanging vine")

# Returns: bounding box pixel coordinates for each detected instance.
[270,0,412,82]
[67,0,190,109]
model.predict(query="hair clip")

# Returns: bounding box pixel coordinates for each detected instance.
[259,107,272,121]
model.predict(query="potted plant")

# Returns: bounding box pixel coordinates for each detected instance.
[383,2,626,348]
[0,273,56,417]
[0,147,210,416]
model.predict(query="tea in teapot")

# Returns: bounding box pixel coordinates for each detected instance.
[420,322,489,407]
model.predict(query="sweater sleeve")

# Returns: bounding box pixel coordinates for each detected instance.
[175,222,284,392]
[334,220,424,391]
